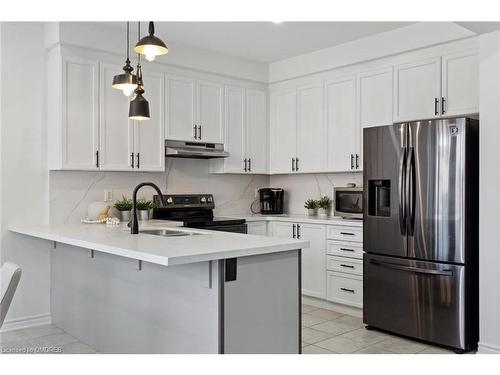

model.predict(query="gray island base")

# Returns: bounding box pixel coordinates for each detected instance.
[51,243,301,354]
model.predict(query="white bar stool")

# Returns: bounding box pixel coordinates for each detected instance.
[0,262,22,328]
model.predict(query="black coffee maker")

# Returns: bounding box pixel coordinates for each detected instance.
[258,188,284,214]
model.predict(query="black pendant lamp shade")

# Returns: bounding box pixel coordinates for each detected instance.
[112,22,138,96]
[129,65,150,120]
[134,21,168,62]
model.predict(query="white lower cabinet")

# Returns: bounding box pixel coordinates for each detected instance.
[326,272,363,308]
[246,221,267,236]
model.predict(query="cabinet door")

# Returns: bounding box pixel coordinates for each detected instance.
[197,80,224,143]
[134,71,165,172]
[246,222,268,236]
[246,89,268,174]
[297,83,325,173]
[270,89,297,174]
[298,223,326,299]
[224,86,246,173]
[325,76,356,172]
[270,222,294,239]
[61,57,99,170]
[166,76,196,141]
[99,63,134,171]
[441,50,479,116]
[394,57,441,122]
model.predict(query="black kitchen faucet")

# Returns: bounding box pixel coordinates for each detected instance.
[129,182,166,234]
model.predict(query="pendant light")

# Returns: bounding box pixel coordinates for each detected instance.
[129,22,150,121]
[134,21,168,62]
[112,22,138,97]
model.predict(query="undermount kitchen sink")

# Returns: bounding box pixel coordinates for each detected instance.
[139,229,203,237]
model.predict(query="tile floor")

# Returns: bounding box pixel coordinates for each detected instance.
[301,304,454,354]
[0,304,455,354]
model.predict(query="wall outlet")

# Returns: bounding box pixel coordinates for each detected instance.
[104,190,113,202]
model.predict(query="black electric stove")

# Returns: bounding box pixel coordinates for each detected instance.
[152,194,247,234]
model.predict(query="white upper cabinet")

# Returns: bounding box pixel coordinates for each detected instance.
[297,83,325,172]
[99,63,133,171]
[166,76,196,142]
[133,71,165,172]
[223,86,246,173]
[357,67,393,128]
[57,56,99,170]
[393,57,441,122]
[270,89,297,174]
[196,80,224,143]
[325,76,357,172]
[245,89,268,174]
[441,50,479,117]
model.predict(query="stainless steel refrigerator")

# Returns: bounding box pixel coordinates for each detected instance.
[363,117,479,353]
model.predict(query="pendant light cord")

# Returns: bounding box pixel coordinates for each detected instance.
[137,21,141,65]
[126,21,130,62]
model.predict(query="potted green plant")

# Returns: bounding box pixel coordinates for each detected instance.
[114,196,133,222]
[304,199,318,216]
[317,196,332,217]
[136,199,153,221]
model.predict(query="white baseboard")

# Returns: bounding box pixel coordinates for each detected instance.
[302,295,363,318]
[0,313,52,333]
[478,342,500,354]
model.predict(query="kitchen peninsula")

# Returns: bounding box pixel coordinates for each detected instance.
[9,221,308,354]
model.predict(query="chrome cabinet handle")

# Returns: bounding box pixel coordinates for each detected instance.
[292,224,296,238]
[297,224,301,239]
[248,158,251,172]
[355,154,359,169]
[340,287,355,293]
[131,152,134,168]
[292,158,295,172]
[193,124,197,139]
[198,125,202,140]
[350,154,354,169]
[441,97,446,115]
[434,98,439,116]
[136,153,140,169]
[243,158,247,172]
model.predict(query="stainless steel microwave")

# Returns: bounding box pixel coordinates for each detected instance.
[334,187,363,219]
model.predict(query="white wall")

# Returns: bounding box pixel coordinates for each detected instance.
[478,30,500,354]
[49,159,269,225]
[0,22,51,328]
[269,173,362,215]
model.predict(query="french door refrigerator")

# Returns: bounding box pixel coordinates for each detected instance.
[363,117,479,353]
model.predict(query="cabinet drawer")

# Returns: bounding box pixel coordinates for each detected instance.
[327,256,363,276]
[327,240,363,259]
[326,271,363,308]
[327,225,362,243]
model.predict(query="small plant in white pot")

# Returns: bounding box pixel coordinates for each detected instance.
[114,196,133,222]
[317,196,332,217]
[304,199,318,216]
[136,199,153,221]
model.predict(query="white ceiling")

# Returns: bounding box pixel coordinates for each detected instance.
[108,22,416,63]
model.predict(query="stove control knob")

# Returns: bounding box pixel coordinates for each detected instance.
[166,197,173,205]
[200,196,207,203]
[207,196,213,203]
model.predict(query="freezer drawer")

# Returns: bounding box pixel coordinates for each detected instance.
[326,271,363,308]
[363,253,477,351]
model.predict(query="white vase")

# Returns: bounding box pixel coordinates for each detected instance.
[307,208,317,216]
[318,208,330,217]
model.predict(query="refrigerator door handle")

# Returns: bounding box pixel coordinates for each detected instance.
[407,147,416,236]
[369,260,454,277]
[399,147,407,236]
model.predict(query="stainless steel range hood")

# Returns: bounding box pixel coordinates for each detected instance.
[165,140,229,159]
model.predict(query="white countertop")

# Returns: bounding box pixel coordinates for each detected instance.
[8,220,309,267]
[232,214,363,227]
